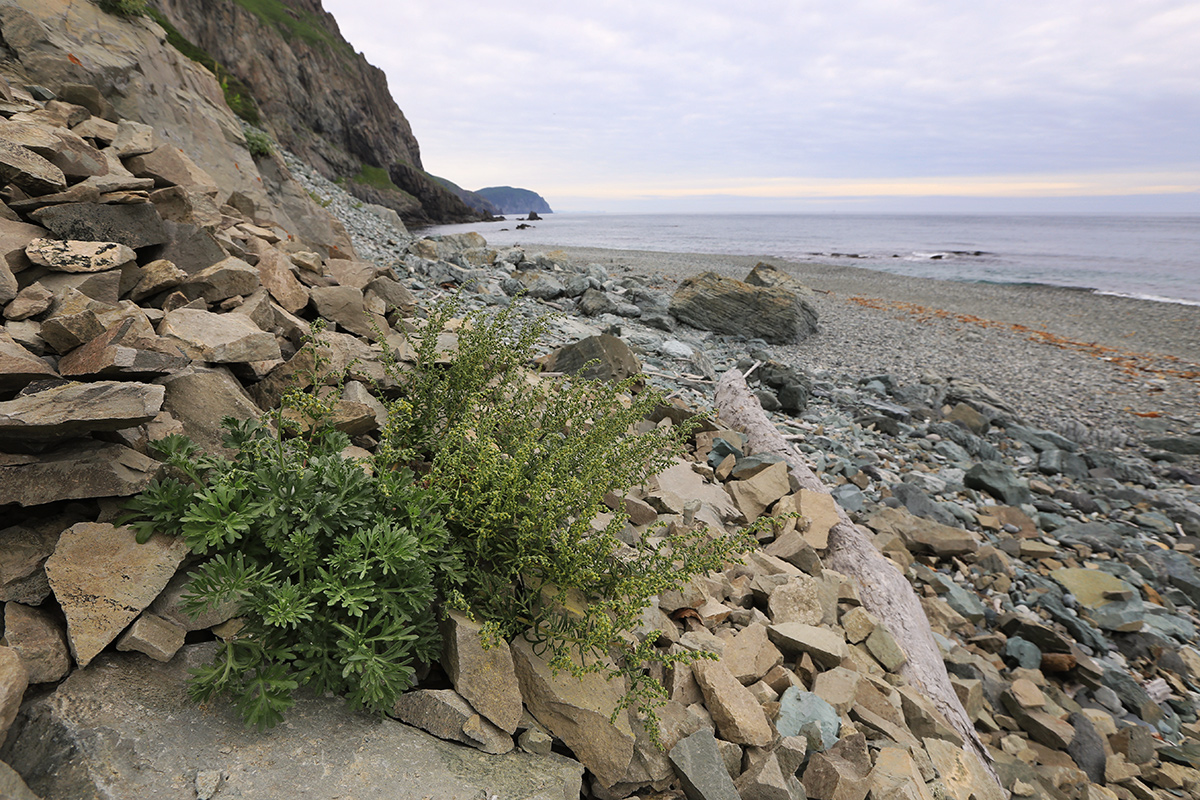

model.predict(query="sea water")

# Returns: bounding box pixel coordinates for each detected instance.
[423,213,1200,306]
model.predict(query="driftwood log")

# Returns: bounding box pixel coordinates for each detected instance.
[715,368,998,783]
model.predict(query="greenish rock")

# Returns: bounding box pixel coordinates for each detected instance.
[1145,435,1200,455]
[730,453,785,480]
[930,574,987,623]
[1088,599,1146,632]
[776,687,839,750]
[1003,636,1042,670]
[1102,668,1163,724]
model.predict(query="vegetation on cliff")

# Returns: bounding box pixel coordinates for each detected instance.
[229,0,354,59]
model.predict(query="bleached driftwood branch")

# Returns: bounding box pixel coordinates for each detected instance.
[715,368,998,784]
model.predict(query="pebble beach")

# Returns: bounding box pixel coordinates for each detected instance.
[528,245,1200,448]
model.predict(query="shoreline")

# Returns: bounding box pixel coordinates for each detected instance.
[531,243,1200,364]
[521,243,1200,445]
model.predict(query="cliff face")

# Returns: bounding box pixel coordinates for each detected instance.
[153,0,483,224]
[0,0,354,256]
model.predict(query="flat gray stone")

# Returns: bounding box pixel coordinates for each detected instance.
[0,380,164,445]
[0,645,584,800]
[24,238,135,273]
[0,441,161,507]
[391,689,513,754]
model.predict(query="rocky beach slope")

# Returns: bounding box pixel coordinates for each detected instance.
[3,4,1200,800]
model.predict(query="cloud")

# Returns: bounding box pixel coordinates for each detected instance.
[323,0,1200,209]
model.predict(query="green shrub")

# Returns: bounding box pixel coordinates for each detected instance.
[123,303,751,738]
[121,382,460,730]
[230,0,354,60]
[243,128,274,158]
[379,299,754,733]
[98,0,146,16]
[352,164,399,192]
[306,189,332,208]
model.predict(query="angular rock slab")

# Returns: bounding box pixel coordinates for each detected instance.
[24,237,135,273]
[44,523,189,668]
[30,202,169,250]
[391,689,513,754]
[0,330,57,391]
[511,634,635,788]
[0,645,584,800]
[691,658,774,746]
[159,308,281,364]
[58,318,189,379]
[440,610,524,734]
[0,646,28,749]
[541,334,642,382]
[668,728,740,800]
[0,380,164,445]
[0,441,161,506]
[3,602,71,683]
[0,138,66,196]
[158,366,262,456]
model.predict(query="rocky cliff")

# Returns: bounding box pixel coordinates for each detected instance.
[151,0,485,225]
[0,0,355,258]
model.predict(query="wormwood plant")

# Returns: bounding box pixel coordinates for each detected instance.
[379,299,755,733]
[122,373,459,730]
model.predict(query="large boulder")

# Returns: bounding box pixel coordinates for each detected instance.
[670,271,818,344]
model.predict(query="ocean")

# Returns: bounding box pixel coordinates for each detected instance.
[423,213,1200,306]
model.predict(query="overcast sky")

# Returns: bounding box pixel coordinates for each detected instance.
[322,0,1200,213]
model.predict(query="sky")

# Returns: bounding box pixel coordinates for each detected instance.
[321,0,1200,213]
